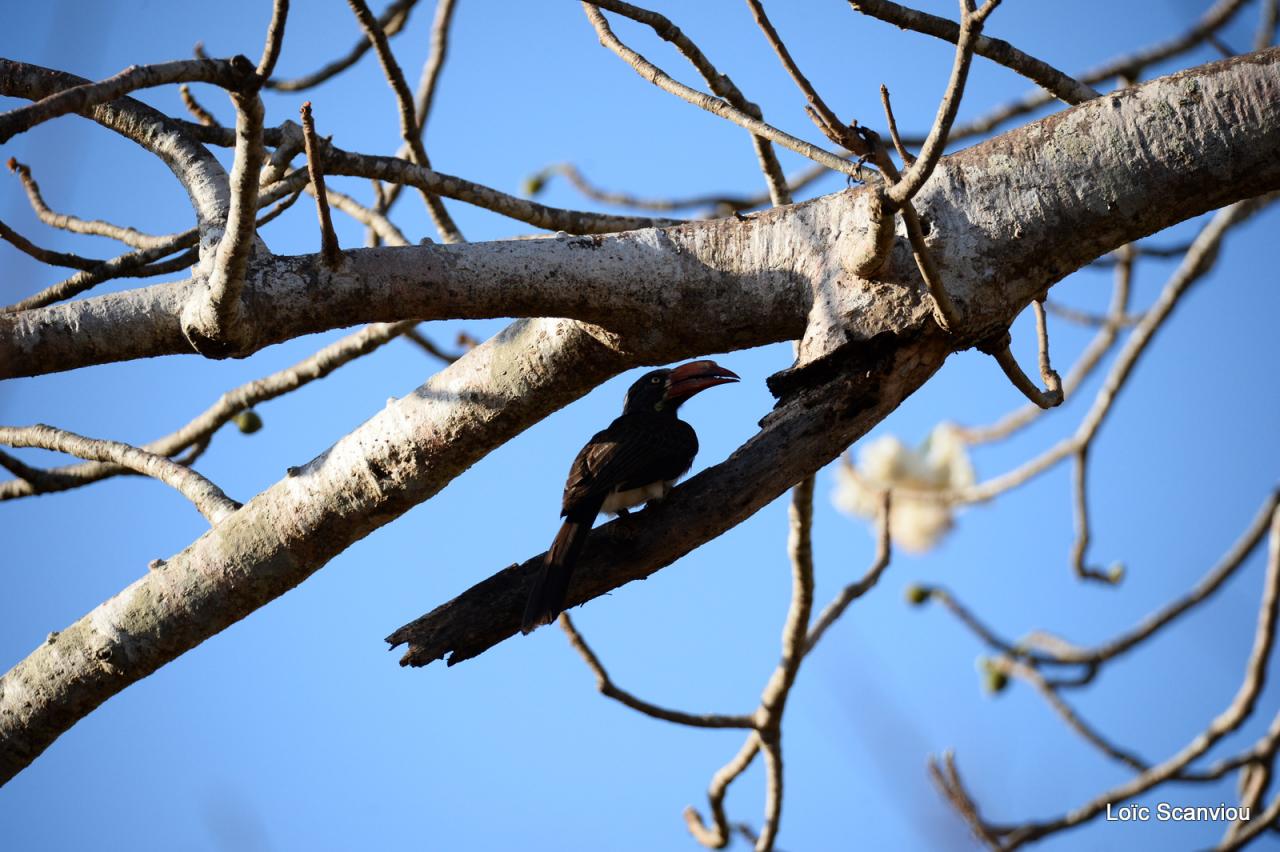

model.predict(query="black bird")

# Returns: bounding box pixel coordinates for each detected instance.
[521,360,740,633]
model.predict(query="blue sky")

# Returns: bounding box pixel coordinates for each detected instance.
[2,1,1278,850]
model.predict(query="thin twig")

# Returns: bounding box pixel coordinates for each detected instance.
[266,0,417,91]
[322,146,676,234]
[538,160,833,215]
[0,320,420,500]
[317,185,408,247]
[879,85,914,166]
[0,218,105,270]
[195,85,267,339]
[0,424,238,523]
[300,102,341,267]
[586,0,795,205]
[971,504,1280,849]
[346,0,463,243]
[684,735,762,848]
[883,0,1249,147]
[379,0,459,214]
[875,86,961,328]
[178,84,220,127]
[8,158,174,249]
[3,172,307,314]
[986,299,1064,409]
[560,614,756,729]
[256,0,290,79]
[745,0,869,156]
[887,0,1000,207]
[0,57,258,144]
[960,243,1134,443]
[849,0,1096,108]
[805,491,892,651]
[402,328,462,362]
[581,3,864,181]
[1069,445,1113,583]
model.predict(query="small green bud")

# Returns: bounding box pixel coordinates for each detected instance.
[1107,563,1125,584]
[521,173,547,197]
[984,667,1009,694]
[233,409,263,434]
[977,657,1009,695]
[904,584,931,606]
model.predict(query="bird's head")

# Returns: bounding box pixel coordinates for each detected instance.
[622,360,740,414]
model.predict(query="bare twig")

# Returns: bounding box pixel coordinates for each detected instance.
[7,158,175,250]
[402,327,462,362]
[378,0,459,214]
[985,300,1064,409]
[850,0,1095,108]
[0,425,238,523]
[178,84,220,127]
[535,160,834,215]
[918,490,1280,695]
[684,735,762,848]
[963,503,1280,849]
[961,244,1134,444]
[1052,491,1280,674]
[585,0,795,206]
[322,147,676,234]
[581,3,864,181]
[0,320,419,500]
[745,0,870,156]
[256,0,289,79]
[0,218,105,270]
[318,185,408,247]
[300,102,342,267]
[752,476,818,851]
[888,0,1250,147]
[185,84,267,346]
[887,0,1000,207]
[1068,445,1114,583]
[805,491,892,651]
[266,0,417,91]
[0,57,258,144]
[875,86,961,329]
[879,85,914,166]
[346,0,463,243]
[1042,301,1142,328]
[560,614,756,729]
[4,173,306,314]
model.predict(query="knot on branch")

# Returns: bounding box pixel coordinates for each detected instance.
[179,276,257,358]
[226,53,260,88]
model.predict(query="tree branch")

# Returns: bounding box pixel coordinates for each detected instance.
[0,424,238,523]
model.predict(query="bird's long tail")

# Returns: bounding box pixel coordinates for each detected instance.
[522,518,592,634]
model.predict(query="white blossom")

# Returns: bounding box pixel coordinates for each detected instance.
[833,423,974,553]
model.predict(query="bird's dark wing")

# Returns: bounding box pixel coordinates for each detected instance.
[560,414,698,518]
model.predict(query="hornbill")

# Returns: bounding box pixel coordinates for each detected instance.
[521,360,740,633]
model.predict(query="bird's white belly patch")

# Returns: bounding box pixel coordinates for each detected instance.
[602,479,673,514]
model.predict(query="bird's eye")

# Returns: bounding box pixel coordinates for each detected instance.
[650,376,661,384]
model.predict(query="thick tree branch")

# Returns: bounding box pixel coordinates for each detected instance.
[4,51,1277,378]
